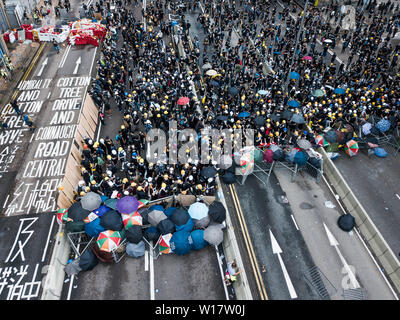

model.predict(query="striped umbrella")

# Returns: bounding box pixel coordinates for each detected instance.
[96,230,122,252]
[158,233,173,254]
[239,148,254,175]
[315,134,329,147]
[56,208,71,225]
[121,211,143,229]
[344,140,359,157]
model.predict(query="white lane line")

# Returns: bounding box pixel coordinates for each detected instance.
[41,215,55,262]
[30,133,35,143]
[149,240,155,300]
[291,214,299,231]
[58,44,71,68]
[395,193,400,200]
[145,249,149,271]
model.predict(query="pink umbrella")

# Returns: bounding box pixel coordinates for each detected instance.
[302,55,312,61]
[177,97,190,105]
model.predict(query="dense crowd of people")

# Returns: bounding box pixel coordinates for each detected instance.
[76,0,400,202]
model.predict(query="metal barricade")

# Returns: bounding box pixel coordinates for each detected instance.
[111,238,128,263]
[66,231,94,257]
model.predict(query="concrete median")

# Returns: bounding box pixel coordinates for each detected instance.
[318,147,400,295]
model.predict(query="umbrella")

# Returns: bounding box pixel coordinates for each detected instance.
[228,87,239,95]
[116,196,139,214]
[188,202,209,220]
[170,230,193,255]
[345,140,359,157]
[80,192,102,211]
[238,111,250,118]
[290,114,305,124]
[270,113,281,122]
[68,201,91,222]
[201,166,217,179]
[96,230,122,252]
[148,209,167,227]
[203,225,224,246]
[144,226,161,242]
[170,207,189,226]
[56,208,71,225]
[190,230,207,250]
[336,130,345,143]
[287,149,298,162]
[272,148,284,161]
[263,149,274,163]
[376,119,391,133]
[334,88,346,95]
[315,134,330,147]
[175,216,194,232]
[216,115,229,121]
[325,142,339,152]
[138,207,149,225]
[193,215,211,229]
[206,69,218,76]
[83,211,100,223]
[297,139,312,150]
[257,90,268,95]
[208,201,226,223]
[325,130,338,143]
[84,218,105,238]
[78,249,98,271]
[65,258,82,276]
[202,63,212,70]
[217,154,233,169]
[158,233,173,254]
[287,100,300,108]
[362,122,372,135]
[126,225,143,244]
[121,211,143,229]
[100,209,124,231]
[157,219,176,235]
[281,109,294,120]
[221,171,236,184]
[312,89,325,97]
[294,151,308,166]
[93,205,110,217]
[323,38,333,43]
[138,199,149,209]
[254,149,263,163]
[177,96,190,105]
[254,115,265,127]
[126,241,146,258]
[302,55,312,61]
[104,198,117,210]
[290,72,300,80]
[210,80,220,86]
[374,147,388,158]
[337,214,355,232]
[165,207,177,218]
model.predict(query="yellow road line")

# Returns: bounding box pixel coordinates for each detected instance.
[4,42,46,114]
[229,184,269,300]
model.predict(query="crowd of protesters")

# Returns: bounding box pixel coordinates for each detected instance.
[76,0,400,201]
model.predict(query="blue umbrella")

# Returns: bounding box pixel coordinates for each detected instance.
[228,87,239,95]
[376,119,391,133]
[257,90,268,95]
[294,151,308,166]
[273,51,281,55]
[190,230,207,250]
[238,111,250,118]
[290,72,300,80]
[210,80,220,87]
[84,218,105,238]
[188,202,209,220]
[170,231,193,255]
[287,100,300,108]
[334,88,346,95]
[93,205,111,217]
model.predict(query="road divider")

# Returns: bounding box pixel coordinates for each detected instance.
[319,147,400,296]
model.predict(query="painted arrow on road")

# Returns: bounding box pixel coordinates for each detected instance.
[323,223,360,289]
[73,57,81,74]
[37,57,48,77]
[269,229,298,299]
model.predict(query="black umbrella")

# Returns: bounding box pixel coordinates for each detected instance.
[221,171,236,184]
[338,214,355,232]
[144,226,160,241]
[170,207,189,226]
[270,113,281,122]
[272,149,284,161]
[325,130,338,143]
[208,201,226,223]
[254,115,265,127]
[100,209,124,231]
[228,87,239,96]
[138,207,149,225]
[201,166,217,179]
[79,249,99,271]
[157,219,176,235]
[126,225,143,244]
[68,201,90,222]
[365,136,379,145]
[281,109,294,120]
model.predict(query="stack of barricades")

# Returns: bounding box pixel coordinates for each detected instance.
[68,19,106,46]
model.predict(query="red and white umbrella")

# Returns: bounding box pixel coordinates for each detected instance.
[344,140,359,157]
[177,96,190,105]
[122,211,143,229]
